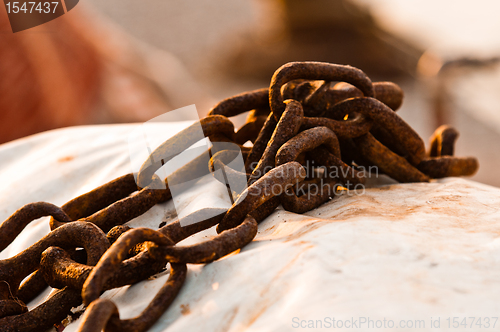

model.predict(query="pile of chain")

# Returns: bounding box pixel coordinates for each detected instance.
[0,62,478,332]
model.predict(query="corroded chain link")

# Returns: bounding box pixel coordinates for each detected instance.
[0,61,479,332]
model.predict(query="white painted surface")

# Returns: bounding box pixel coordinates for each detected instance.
[1,124,499,332]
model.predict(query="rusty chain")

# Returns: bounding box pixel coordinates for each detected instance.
[0,61,479,332]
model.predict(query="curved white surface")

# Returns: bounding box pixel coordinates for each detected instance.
[1,124,500,332]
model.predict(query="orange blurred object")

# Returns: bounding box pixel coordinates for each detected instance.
[0,3,215,145]
[0,8,101,144]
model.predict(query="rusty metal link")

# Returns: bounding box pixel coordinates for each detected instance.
[276,127,341,166]
[300,113,372,139]
[248,100,304,184]
[302,81,404,117]
[320,82,404,112]
[82,228,173,306]
[269,62,374,120]
[307,146,365,186]
[76,298,117,332]
[208,152,280,222]
[12,177,170,307]
[234,114,268,145]
[282,80,323,104]
[248,196,281,222]
[275,127,345,213]
[207,77,393,121]
[208,89,274,166]
[106,225,132,244]
[159,213,225,244]
[76,263,186,332]
[39,244,168,292]
[207,88,269,117]
[337,136,374,169]
[302,81,338,116]
[48,172,169,234]
[209,150,249,189]
[153,215,257,264]
[280,177,339,214]
[0,202,71,252]
[81,187,168,234]
[49,173,137,230]
[209,148,246,170]
[244,113,278,173]
[353,133,430,183]
[217,162,306,233]
[16,270,47,305]
[324,97,426,165]
[0,221,108,297]
[429,125,459,157]
[369,123,409,159]
[0,221,109,331]
[0,287,82,332]
[0,296,27,319]
[372,82,405,111]
[417,156,479,178]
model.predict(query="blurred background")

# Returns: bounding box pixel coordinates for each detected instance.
[1,0,499,186]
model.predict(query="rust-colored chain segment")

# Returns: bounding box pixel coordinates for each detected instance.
[235,115,268,145]
[307,146,366,186]
[429,125,459,157]
[210,150,249,191]
[0,221,108,296]
[82,228,173,306]
[0,61,480,332]
[76,263,186,332]
[275,127,360,213]
[218,162,307,233]
[280,177,340,214]
[39,246,168,292]
[49,173,138,230]
[269,62,375,119]
[154,215,257,264]
[80,188,168,233]
[353,133,430,183]
[16,268,51,305]
[372,82,405,111]
[0,297,27,320]
[276,127,341,166]
[417,156,478,178]
[302,81,403,116]
[0,287,82,332]
[300,113,372,139]
[244,113,278,173]
[208,88,269,118]
[0,221,109,332]
[247,100,304,184]
[325,97,426,165]
[0,202,71,252]
[159,213,226,244]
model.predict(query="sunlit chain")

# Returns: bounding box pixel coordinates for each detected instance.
[0,61,479,332]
